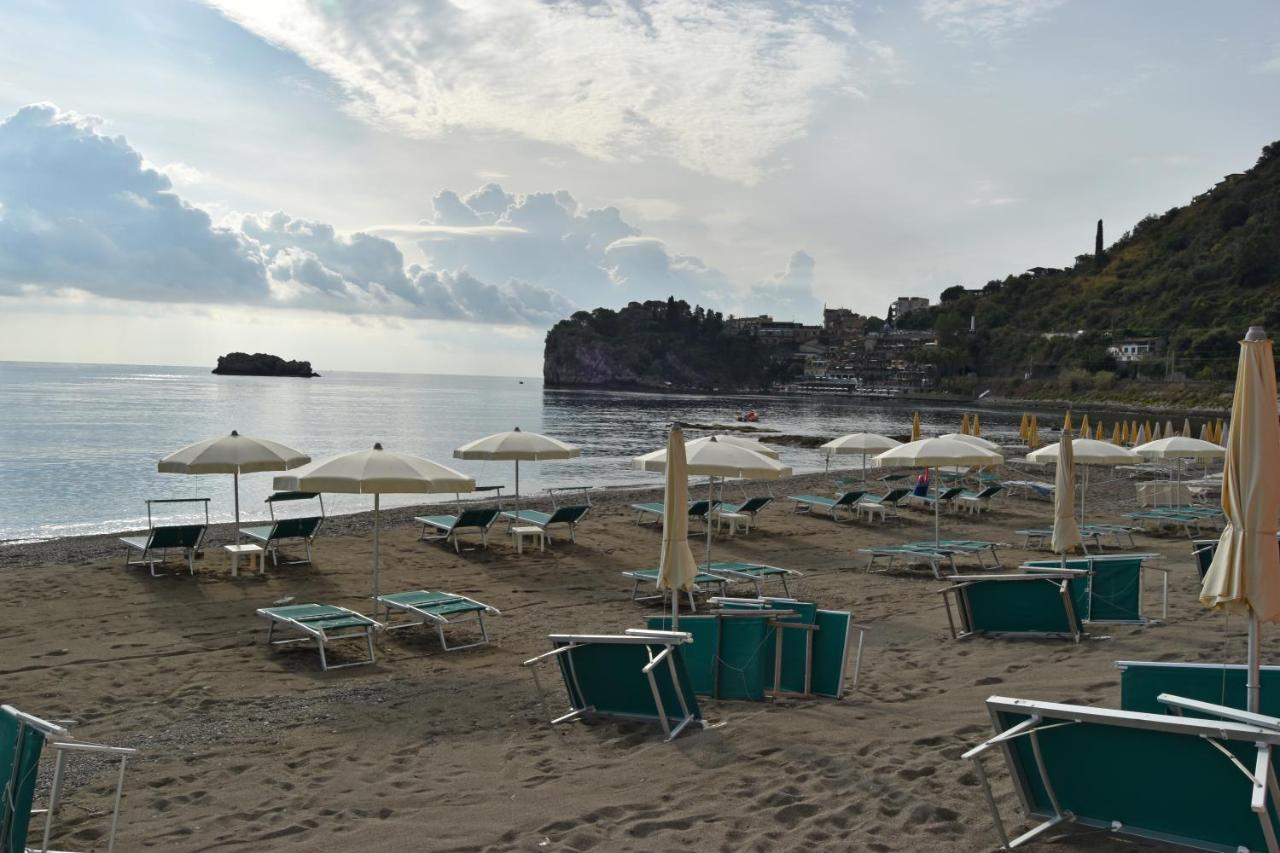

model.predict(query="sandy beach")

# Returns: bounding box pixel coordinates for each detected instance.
[1,468,1254,852]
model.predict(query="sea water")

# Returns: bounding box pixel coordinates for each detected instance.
[0,361,1030,541]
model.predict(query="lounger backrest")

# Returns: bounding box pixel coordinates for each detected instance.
[456,508,500,529]
[975,485,1002,499]
[272,515,322,539]
[1,706,48,852]
[1191,540,1217,579]
[547,505,590,525]
[552,638,702,721]
[939,486,965,500]
[148,524,205,549]
[986,697,1280,851]
[688,500,717,516]
[736,496,773,514]
[1117,660,1280,716]
[835,491,866,506]
[881,488,911,505]
[957,576,1080,636]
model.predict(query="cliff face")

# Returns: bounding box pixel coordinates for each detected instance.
[542,299,797,391]
[213,352,319,378]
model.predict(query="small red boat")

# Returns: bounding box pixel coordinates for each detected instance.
[736,409,759,423]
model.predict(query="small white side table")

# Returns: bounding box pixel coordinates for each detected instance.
[510,525,545,554]
[858,503,887,523]
[224,543,264,577]
[715,512,751,536]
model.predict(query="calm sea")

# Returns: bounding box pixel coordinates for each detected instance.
[0,361,1033,542]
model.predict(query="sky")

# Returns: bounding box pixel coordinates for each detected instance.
[0,0,1277,376]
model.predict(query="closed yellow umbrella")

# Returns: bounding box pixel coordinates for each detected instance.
[1063,411,1073,432]
[972,414,982,437]
[1029,415,1040,449]
[1018,414,1029,441]
[656,426,700,628]
[911,412,922,442]
[1217,419,1227,445]
[961,413,971,435]
[1145,419,1154,440]
[1200,423,1210,441]
[1201,327,1280,712]
[1112,422,1122,444]
[1051,427,1082,558]
[1095,422,1104,440]
[1079,414,1090,437]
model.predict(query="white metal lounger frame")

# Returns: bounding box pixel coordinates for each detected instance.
[940,572,1084,642]
[964,696,1280,851]
[621,571,725,612]
[258,607,381,671]
[862,547,958,580]
[521,630,703,742]
[2,705,137,853]
[706,563,800,597]
[121,497,210,576]
[376,594,499,651]
[1022,553,1169,624]
[416,512,498,553]
[250,491,325,566]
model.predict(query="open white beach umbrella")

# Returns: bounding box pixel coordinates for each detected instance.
[159,430,310,546]
[1027,439,1141,524]
[939,433,1001,452]
[634,436,792,566]
[656,427,700,628]
[1134,436,1227,508]
[687,434,780,459]
[274,444,475,606]
[453,427,580,516]
[820,432,901,477]
[1050,428,1082,558]
[875,438,1003,545]
[1200,327,1280,713]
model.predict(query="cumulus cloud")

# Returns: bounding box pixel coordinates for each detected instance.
[205,0,862,183]
[748,251,822,320]
[0,104,570,326]
[920,0,1067,42]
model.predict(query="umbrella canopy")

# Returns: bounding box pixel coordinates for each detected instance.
[1151,423,1163,441]
[454,427,580,514]
[656,427,699,627]
[821,432,900,477]
[1199,423,1210,441]
[1201,327,1280,713]
[634,440,792,479]
[1182,418,1193,438]
[1133,436,1227,461]
[876,438,1003,544]
[275,444,475,605]
[688,434,780,459]
[1051,428,1082,555]
[159,430,310,546]
[939,433,1001,452]
[1027,439,1140,466]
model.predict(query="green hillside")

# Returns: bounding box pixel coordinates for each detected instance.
[915,140,1280,384]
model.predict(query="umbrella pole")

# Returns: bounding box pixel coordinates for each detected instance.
[515,459,521,518]
[233,470,241,546]
[934,491,940,547]
[1249,607,1261,713]
[373,494,381,609]
[672,579,680,631]
[705,477,714,569]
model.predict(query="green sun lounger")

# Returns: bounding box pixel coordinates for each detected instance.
[631,500,719,528]
[965,695,1280,850]
[414,507,500,552]
[119,523,207,576]
[703,561,800,596]
[257,603,382,670]
[501,505,590,542]
[956,484,1003,513]
[241,490,325,565]
[940,572,1085,641]
[787,490,866,521]
[717,496,774,524]
[862,546,958,579]
[1023,553,1168,624]
[910,539,1001,568]
[521,630,704,741]
[2,705,137,853]
[1116,660,1280,718]
[621,568,728,611]
[907,486,965,511]
[375,590,499,651]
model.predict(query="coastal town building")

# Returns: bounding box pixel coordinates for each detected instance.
[1107,337,1163,363]
[886,296,929,324]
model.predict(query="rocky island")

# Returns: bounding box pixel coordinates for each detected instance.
[212,352,319,378]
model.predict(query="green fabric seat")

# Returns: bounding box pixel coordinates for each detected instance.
[1116,660,1280,717]
[241,515,323,565]
[415,508,500,552]
[787,490,866,521]
[621,568,727,611]
[862,546,957,579]
[941,572,1084,640]
[375,589,499,650]
[501,505,590,543]
[119,523,206,576]
[967,695,1280,851]
[631,500,718,527]
[1024,554,1166,624]
[704,561,800,596]
[257,603,382,670]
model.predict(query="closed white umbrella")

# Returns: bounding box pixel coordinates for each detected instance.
[453,427,580,517]
[159,430,310,550]
[1051,428,1082,558]
[657,427,700,628]
[687,434,780,459]
[875,438,1003,545]
[1201,327,1280,713]
[820,432,901,478]
[635,436,792,566]
[1028,439,1141,524]
[274,444,474,606]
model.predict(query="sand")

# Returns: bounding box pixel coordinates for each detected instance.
[0,468,1259,852]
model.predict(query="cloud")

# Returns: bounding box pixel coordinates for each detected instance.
[920,0,1067,42]
[204,0,863,183]
[1256,50,1280,74]
[0,104,568,326]
[747,250,822,320]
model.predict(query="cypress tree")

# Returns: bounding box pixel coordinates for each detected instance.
[1094,219,1105,268]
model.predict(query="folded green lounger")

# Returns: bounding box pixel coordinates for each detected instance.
[786,490,865,521]
[621,568,728,611]
[861,546,957,579]
[414,507,500,552]
[501,505,590,543]
[257,603,382,670]
[1116,660,1280,717]
[119,523,206,576]
[2,705,137,853]
[375,590,499,651]
[966,695,1280,850]
[631,500,718,527]
[940,572,1084,641]
[704,561,800,596]
[521,630,704,741]
[1024,553,1167,623]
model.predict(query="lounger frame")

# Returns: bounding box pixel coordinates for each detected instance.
[704,561,800,596]
[415,508,500,553]
[940,572,1084,642]
[257,605,381,671]
[120,523,207,576]
[242,491,325,565]
[375,591,499,651]
[2,705,136,853]
[621,569,727,612]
